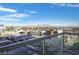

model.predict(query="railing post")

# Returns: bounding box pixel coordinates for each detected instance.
[62,33,64,52]
[42,39,45,55]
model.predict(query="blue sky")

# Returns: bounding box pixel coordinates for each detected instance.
[0,3,79,26]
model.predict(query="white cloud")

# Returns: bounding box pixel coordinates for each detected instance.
[66,4,79,7]
[53,3,66,7]
[0,6,36,22]
[29,11,38,14]
[53,3,79,7]
[8,13,30,18]
[0,13,31,21]
[0,7,16,13]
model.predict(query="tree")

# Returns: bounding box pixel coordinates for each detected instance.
[19,31,25,34]
[70,42,79,51]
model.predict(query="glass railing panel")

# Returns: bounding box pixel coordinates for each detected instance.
[64,34,79,54]
[0,38,44,55]
[44,34,63,55]
[2,33,79,55]
[26,40,43,55]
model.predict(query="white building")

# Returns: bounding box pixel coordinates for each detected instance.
[58,29,63,34]
[0,24,5,33]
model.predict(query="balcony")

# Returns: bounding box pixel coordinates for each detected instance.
[0,32,79,55]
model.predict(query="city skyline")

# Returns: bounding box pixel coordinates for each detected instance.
[0,3,79,26]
